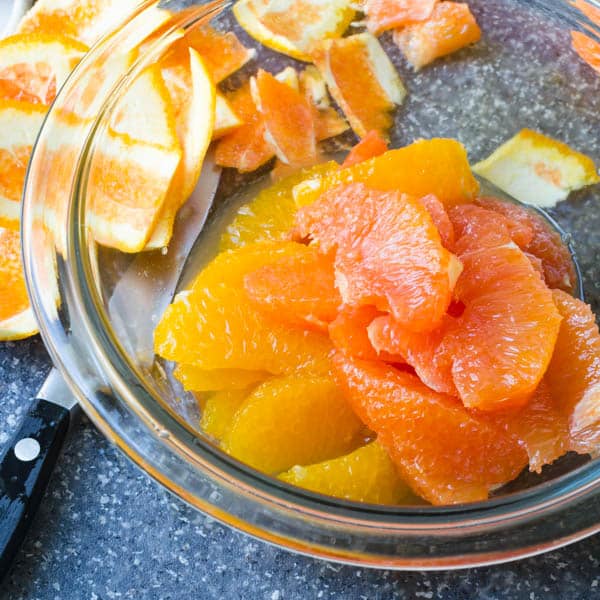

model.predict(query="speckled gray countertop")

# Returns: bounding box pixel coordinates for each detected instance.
[0,337,598,599]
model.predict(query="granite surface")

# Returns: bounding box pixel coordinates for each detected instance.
[0,337,599,600]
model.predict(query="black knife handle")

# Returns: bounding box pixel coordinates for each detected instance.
[0,399,70,580]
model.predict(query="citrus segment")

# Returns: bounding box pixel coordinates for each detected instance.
[293,139,479,208]
[547,289,600,455]
[342,130,388,168]
[473,129,600,208]
[213,93,243,139]
[223,374,364,474]
[364,0,437,34]
[219,161,337,251]
[214,81,274,172]
[332,355,528,505]
[0,226,38,341]
[147,49,215,249]
[233,0,356,61]
[16,0,142,46]
[571,31,600,75]
[201,389,250,441]
[244,245,340,332]
[279,441,417,504]
[419,194,455,249]
[0,100,46,230]
[154,242,333,375]
[294,182,463,331]
[251,69,318,168]
[313,33,406,139]
[0,33,87,105]
[476,197,577,292]
[393,1,482,70]
[174,365,269,392]
[492,380,570,473]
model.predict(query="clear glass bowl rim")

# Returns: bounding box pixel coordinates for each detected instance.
[21,0,600,569]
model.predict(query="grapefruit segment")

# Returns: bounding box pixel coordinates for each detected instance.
[223,374,364,474]
[279,441,417,504]
[418,194,455,249]
[332,355,528,505]
[473,129,600,208]
[547,289,600,456]
[0,100,46,230]
[0,227,38,340]
[313,33,406,139]
[476,197,577,292]
[0,33,87,105]
[244,244,340,332]
[293,138,479,207]
[393,1,482,70]
[294,182,462,331]
[342,130,388,168]
[364,0,438,34]
[233,0,356,61]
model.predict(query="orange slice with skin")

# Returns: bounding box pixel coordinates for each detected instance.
[393,2,482,70]
[364,0,438,34]
[473,129,600,208]
[571,31,600,75]
[0,226,38,340]
[146,48,215,249]
[0,100,46,230]
[16,0,156,46]
[251,69,318,168]
[0,33,87,105]
[233,0,356,61]
[213,93,243,140]
[313,32,406,139]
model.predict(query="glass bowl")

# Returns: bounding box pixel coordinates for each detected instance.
[22,0,600,568]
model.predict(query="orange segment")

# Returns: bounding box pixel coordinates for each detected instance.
[244,244,340,332]
[233,0,356,61]
[364,0,438,34]
[154,242,333,375]
[393,1,482,70]
[0,33,87,105]
[174,365,269,392]
[547,290,600,455]
[476,197,577,292]
[293,138,479,208]
[294,182,463,331]
[0,100,46,230]
[219,161,338,251]
[223,374,364,474]
[313,33,406,139]
[0,226,38,340]
[571,31,600,75]
[332,355,528,505]
[342,130,388,168]
[214,81,275,173]
[251,69,318,168]
[279,441,418,504]
[473,129,600,208]
[17,0,144,46]
[201,389,250,441]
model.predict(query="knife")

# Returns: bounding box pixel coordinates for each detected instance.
[0,153,222,580]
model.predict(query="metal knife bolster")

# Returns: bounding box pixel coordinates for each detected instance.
[37,369,80,414]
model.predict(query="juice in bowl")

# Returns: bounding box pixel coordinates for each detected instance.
[17,0,600,567]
